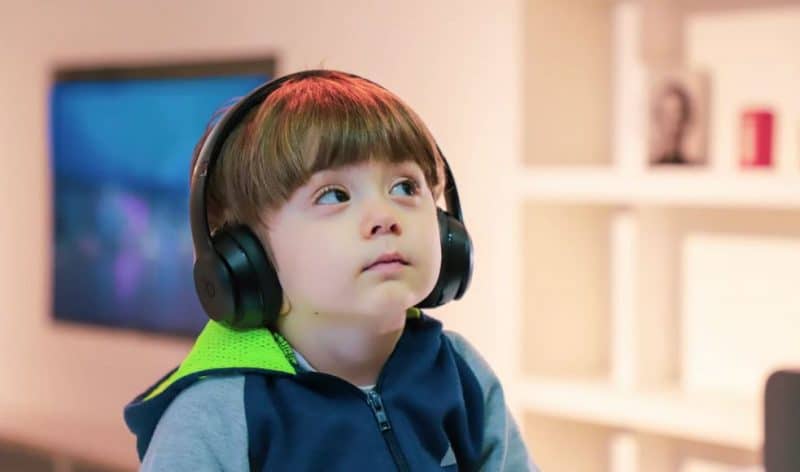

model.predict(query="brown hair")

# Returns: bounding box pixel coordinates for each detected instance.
[191,70,446,233]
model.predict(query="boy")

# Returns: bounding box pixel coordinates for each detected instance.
[124,70,537,471]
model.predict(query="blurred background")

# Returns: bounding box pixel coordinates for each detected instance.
[0,0,798,471]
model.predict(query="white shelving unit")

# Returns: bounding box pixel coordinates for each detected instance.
[517,377,759,451]
[513,1,800,471]
[515,168,800,209]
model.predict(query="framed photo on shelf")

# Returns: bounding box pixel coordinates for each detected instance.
[646,68,710,167]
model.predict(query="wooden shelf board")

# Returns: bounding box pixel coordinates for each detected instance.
[517,376,761,452]
[516,167,800,209]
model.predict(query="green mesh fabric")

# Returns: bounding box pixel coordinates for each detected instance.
[144,321,296,401]
[143,307,423,401]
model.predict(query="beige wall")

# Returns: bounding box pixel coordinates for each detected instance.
[0,0,522,452]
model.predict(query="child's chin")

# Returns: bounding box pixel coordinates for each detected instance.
[373,291,420,311]
[327,309,407,333]
[354,297,415,319]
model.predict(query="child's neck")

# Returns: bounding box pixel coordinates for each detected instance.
[276,310,406,387]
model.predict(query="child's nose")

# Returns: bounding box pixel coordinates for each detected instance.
[361,203,402,238]
[368,220,400,237]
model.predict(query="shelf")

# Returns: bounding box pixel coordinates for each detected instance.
[511,1,800,470]
[516,376,761,452]
[514,167,800,209]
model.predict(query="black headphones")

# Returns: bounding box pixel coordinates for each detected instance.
[190,70,473,330]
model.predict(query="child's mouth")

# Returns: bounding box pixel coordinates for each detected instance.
[365,261,408,274]
[363,252,410,271]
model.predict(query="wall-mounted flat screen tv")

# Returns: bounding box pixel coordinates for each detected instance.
[50,58,275,337]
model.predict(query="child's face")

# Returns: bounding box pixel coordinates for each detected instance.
[264,158,441,326]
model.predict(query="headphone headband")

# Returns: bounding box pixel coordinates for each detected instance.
[190,74,295,254]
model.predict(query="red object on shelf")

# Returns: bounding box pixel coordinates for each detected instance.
[740,109,774,167]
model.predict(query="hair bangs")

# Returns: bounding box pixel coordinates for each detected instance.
[194,70,445,233]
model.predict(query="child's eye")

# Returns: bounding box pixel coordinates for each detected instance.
[390,178,420,197]
[315,186,350,205]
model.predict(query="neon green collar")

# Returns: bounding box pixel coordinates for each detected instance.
[144,321,296,400]
[144,307,422,400]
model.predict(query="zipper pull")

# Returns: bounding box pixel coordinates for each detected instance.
[366,390,391,432]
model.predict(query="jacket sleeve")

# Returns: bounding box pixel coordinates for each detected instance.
[140,375,249,471]
[444,331,540,472]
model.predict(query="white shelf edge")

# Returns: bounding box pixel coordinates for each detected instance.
[514,167,800,209]
[516,376,761,452]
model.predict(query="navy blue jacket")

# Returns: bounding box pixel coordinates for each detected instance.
[124,314,536,471]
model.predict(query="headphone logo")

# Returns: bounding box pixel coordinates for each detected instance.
[202,280,216,298]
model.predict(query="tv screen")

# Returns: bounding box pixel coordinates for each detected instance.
[49,60,273,337]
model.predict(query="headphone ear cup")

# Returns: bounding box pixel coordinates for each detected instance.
[225,225,283,328]
[193,225,282,330]
[445,212,474,300]
[416,208,474,308]
[193,247,237,326]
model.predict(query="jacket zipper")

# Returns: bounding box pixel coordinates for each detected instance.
[365,389,411,472]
